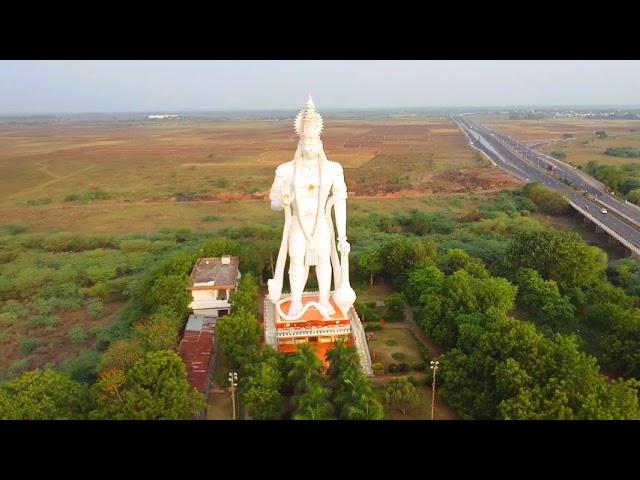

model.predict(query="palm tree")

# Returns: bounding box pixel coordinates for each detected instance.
[292,379,335,420]
[287,345,323,395]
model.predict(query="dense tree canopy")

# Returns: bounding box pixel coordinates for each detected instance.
[502,230,607,291]
[0,369,88,420]
[440,314,640,420]
[91,350,204,420]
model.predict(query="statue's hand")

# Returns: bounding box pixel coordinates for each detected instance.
[338,237,350,256]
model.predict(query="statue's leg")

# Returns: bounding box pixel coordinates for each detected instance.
[316,221,335,316]
[288,224,306,318]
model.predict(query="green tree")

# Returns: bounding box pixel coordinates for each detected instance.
[403,265,444,306]
[91,350,204,420]
[134,307,182,353]
[241,361,283,420]
[438,248,489,278]
[379,236,438,288]
[200,238,239,257]
[327,342,384,420]
[292,380,335,420]
[148,274,191,317]
[384,378,419,415]
[357,248,382,286]
[385,292,406,322]
[216,308,261,368]
[285,346,336,420]
[522,182,569,215]
[100,338,145,371]
[0,369,88,420]
[503,230,606,291]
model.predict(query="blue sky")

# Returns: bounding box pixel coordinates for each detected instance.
[0,60,638,114]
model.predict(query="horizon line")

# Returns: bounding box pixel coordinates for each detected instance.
[2,104,640,118]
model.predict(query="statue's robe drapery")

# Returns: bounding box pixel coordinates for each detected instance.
[269,159,348,267]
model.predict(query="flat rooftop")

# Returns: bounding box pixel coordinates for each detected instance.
[189,256,240,288]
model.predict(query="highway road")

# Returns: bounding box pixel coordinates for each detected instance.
[453,116,640,254]
[483,127,640,227]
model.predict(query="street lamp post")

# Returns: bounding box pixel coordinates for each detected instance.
[430,360,440,420]
[228,371,238,420]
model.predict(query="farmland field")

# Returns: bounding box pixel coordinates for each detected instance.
[0,116,520,234]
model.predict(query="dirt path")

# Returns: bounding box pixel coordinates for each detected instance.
[35,161,62,180]
[389,304,445,357]
[8,164,97,199]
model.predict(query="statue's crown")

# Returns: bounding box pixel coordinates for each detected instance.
[294,95,324,138]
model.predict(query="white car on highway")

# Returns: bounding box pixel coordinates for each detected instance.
[600,208,608,214]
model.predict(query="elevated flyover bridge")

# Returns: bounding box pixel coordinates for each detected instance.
[453,116,640,258]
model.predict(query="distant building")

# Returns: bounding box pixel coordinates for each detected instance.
[187,256,241,318]
[148,114,180,120]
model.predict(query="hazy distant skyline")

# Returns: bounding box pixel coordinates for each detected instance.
[0,60,639,115]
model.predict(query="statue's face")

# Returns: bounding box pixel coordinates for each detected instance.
[300,137,322,159]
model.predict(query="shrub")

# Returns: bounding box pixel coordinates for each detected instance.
[0,312,18,325]
[87,299,105,319]
[28,314,59,329]
[388,363,398,373]
[397,362,411,372]
[19,337,41,354]
[119,239,152,253]
[391,352,406,362]
[26,198,52,206]
[4,223,28,235]
[604,147,640,158]
[364,322,382,331]
[95,320,132,351]
[68,327,88,345]
[385,339,399,347]
[384,377,420,415]
[60,350,102,384]
[64,191,112,203]
[411,361,426,371]
[9,359,29,374]
[549,151,566,160]
[215,177,230,188]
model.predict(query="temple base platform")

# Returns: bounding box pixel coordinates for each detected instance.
[263,291,373,375]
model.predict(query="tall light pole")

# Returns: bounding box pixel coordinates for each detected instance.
[430,360,440,420]
[228,371,238,420]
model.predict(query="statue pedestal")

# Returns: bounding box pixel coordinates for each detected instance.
[263,291,373,374]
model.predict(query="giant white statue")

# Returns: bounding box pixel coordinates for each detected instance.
[267,97,356,321]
